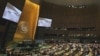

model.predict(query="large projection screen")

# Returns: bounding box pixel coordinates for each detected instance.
[2,2,22,23]
[38,17,52,27]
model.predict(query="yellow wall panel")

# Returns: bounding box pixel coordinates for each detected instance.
[14,0,40,42]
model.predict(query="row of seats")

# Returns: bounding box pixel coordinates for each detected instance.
[33,40,100,56]
[5,40,100,56]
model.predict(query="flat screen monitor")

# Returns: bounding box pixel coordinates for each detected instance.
[38,17,52,27]
[2,2,22,23]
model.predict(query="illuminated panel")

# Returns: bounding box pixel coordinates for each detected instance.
[14,0,40,42]
[38,17,52,27]
[2,2,21,23]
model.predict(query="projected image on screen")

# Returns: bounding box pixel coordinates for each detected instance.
[38,17,52,27]
[2,2,22,23]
